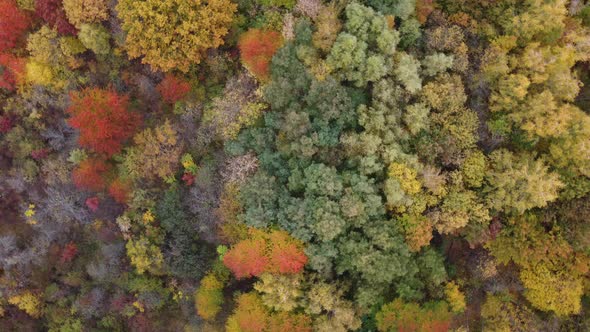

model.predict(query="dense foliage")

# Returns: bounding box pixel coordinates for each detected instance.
[2,0,590,331]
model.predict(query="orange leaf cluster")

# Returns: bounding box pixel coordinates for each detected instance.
[238,29,283,81]
[223,229,307,279]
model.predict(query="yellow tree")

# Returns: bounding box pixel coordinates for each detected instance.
[116,0,236,72]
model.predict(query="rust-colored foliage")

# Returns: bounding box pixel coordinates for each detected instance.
[157,74,191,104]
[72,158,110,191]
[108,178,131,204]
[223,229,307,279]
[223,237,269,279]
[35,0,77,35]
[0,0,30,52]
[67,88,140,157]
[268,312,312,332]
[60,242,78,263]
[0,54,25,91]
[416,0,435,24]
[238,29,283,81]
[229,293,269,332]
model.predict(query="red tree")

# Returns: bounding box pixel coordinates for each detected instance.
[108,178,131,204]
[0,0,30,52]
[72,158,110,191]
[35,0,76,35]
[0,54,25,91]
[223,237,269,279]
[0,115,12,133]
[156,74,191,104]
[238,29,283,81]
[60,242,78,263]
[85,196,100,211]
[67,88,140,157]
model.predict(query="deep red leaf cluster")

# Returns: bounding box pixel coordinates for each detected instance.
[35,0,76,35]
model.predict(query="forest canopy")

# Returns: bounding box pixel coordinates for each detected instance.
[2,0,590,331]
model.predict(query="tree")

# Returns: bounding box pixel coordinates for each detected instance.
[78,23,110,55]
[35,0,77,35]
[72,158,110,191]
[519,262,583,316]
[0,0,30,52]
[0,53,26,91]
[485,150,563,213]
[108,178,131,204]
[312,3,342,53]
[62,0,108,28]
[226,293,270,332]
[375,298,452,332]
[67,88,140,157]
[116,0,236,72]
[253,273,303,312]
[223,236,269,279]
[195,273,225,320]
[156,74,191,104]
[123,120,182,181]
[8,292,43,318]
[238,29,284,81]
[444,281,466,313]
[126,235,164,275]
[223,229,307,279]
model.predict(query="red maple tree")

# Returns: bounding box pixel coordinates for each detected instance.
[72,158,110,192]
[67,88,140,157]
[35,0,76,35]
[0,0,30,52]
[238,29,283,81]
[156,74,191,104]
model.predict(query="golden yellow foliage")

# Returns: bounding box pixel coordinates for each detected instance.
[116,0,237,72]
[63,0,108,28]
[8,292,43,318]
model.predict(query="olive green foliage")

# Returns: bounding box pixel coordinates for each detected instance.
[78,24,110,55]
